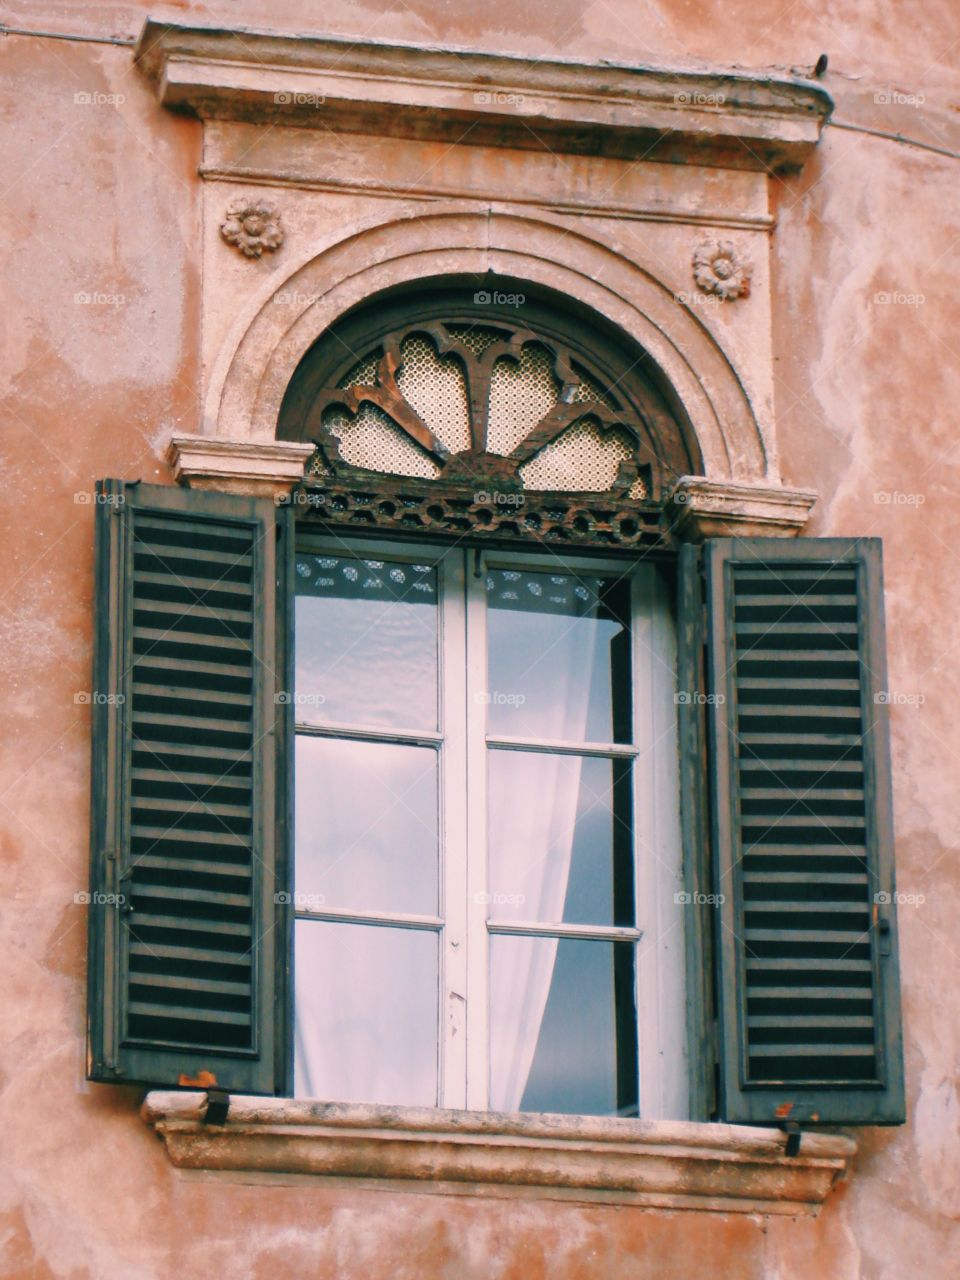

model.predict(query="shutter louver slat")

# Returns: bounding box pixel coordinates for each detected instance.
[707,537,904,1125]
[88,481,291,1095]
[129,503,256,1054]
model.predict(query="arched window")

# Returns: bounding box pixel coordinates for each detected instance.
[278,282,700,548]
[279,282,691,1118]
[87,282,904,1138]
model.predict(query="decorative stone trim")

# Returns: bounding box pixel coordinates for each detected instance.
[200,126,776,232]
[666,477,818,540]
[201,210,774,476]
[692,240,752,301]
[291,475,667,552]
[142,1093,854,1215]
[167,435,315,499]
[219,198,285,258]
[135,21,833,174]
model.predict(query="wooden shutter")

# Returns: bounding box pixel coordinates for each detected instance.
[87,480,292,1095]
[705,537,904,1125]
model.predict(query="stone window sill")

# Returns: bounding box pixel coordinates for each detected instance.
[142,1092,855,1215]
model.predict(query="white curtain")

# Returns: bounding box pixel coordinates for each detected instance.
[488,615,598,1112]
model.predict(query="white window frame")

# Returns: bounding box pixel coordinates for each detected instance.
[293,533,687,1120]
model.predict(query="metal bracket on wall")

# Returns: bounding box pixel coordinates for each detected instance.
[784,1120,802,1157]
[203,1089,230,1126]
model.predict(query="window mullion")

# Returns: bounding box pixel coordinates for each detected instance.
[439,550,469,1109]
[632,566,687,1121]
[464,549,491,1111]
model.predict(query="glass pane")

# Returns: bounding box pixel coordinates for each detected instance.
[295,921,438,1105]
[296,736,438,916]
[485,570,631,743]
[487,750,633,927]
[489,937,637,1117]
[295,553,438,730]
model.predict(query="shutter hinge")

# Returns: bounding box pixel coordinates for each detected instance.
[117,873,134,914]
[878,915,893,956]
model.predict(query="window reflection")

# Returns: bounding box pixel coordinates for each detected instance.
[295,555,438,731]
[296,736,438,916]
[486,570,631,743]
[489,937,637,1116]
[487,751,633,927]
[295,922,438,1106]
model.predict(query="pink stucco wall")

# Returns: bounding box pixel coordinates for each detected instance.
[1,3,958,1276]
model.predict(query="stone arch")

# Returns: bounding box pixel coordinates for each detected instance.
[206,205,776,483]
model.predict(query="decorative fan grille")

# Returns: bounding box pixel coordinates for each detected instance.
[303,320,660,500]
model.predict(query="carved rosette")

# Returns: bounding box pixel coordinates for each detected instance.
[220,199,285,258]
[692,240,751,300]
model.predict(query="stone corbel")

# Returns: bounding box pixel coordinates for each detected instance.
[167,435,315,500]
[666,476,818,540]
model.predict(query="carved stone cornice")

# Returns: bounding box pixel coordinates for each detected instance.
[666,476,818,540]
[135,21,832,174]
[142,1092,855,1214]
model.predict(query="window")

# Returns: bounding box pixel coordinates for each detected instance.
[291,540,684,1118]
[84,292,905,1131]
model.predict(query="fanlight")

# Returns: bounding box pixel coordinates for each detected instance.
[302,320,664,499]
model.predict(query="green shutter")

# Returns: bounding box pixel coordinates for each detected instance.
[87,480,292,1095]
[676,543,717,1122]
[705,537,905,1125]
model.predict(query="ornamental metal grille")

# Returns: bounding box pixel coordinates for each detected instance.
[303,321,660,500]
[282,304,697,550]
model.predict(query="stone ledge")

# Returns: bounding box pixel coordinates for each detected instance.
[142,1093,855,1215]
[666,476,819,540]
[167,435,315,499]
[135,21,833,174]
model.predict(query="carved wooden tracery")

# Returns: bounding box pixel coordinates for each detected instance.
[280,305,696,551]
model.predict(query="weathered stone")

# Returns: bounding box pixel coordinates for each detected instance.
[167,434,314,497]
[143,1093,855,1215]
